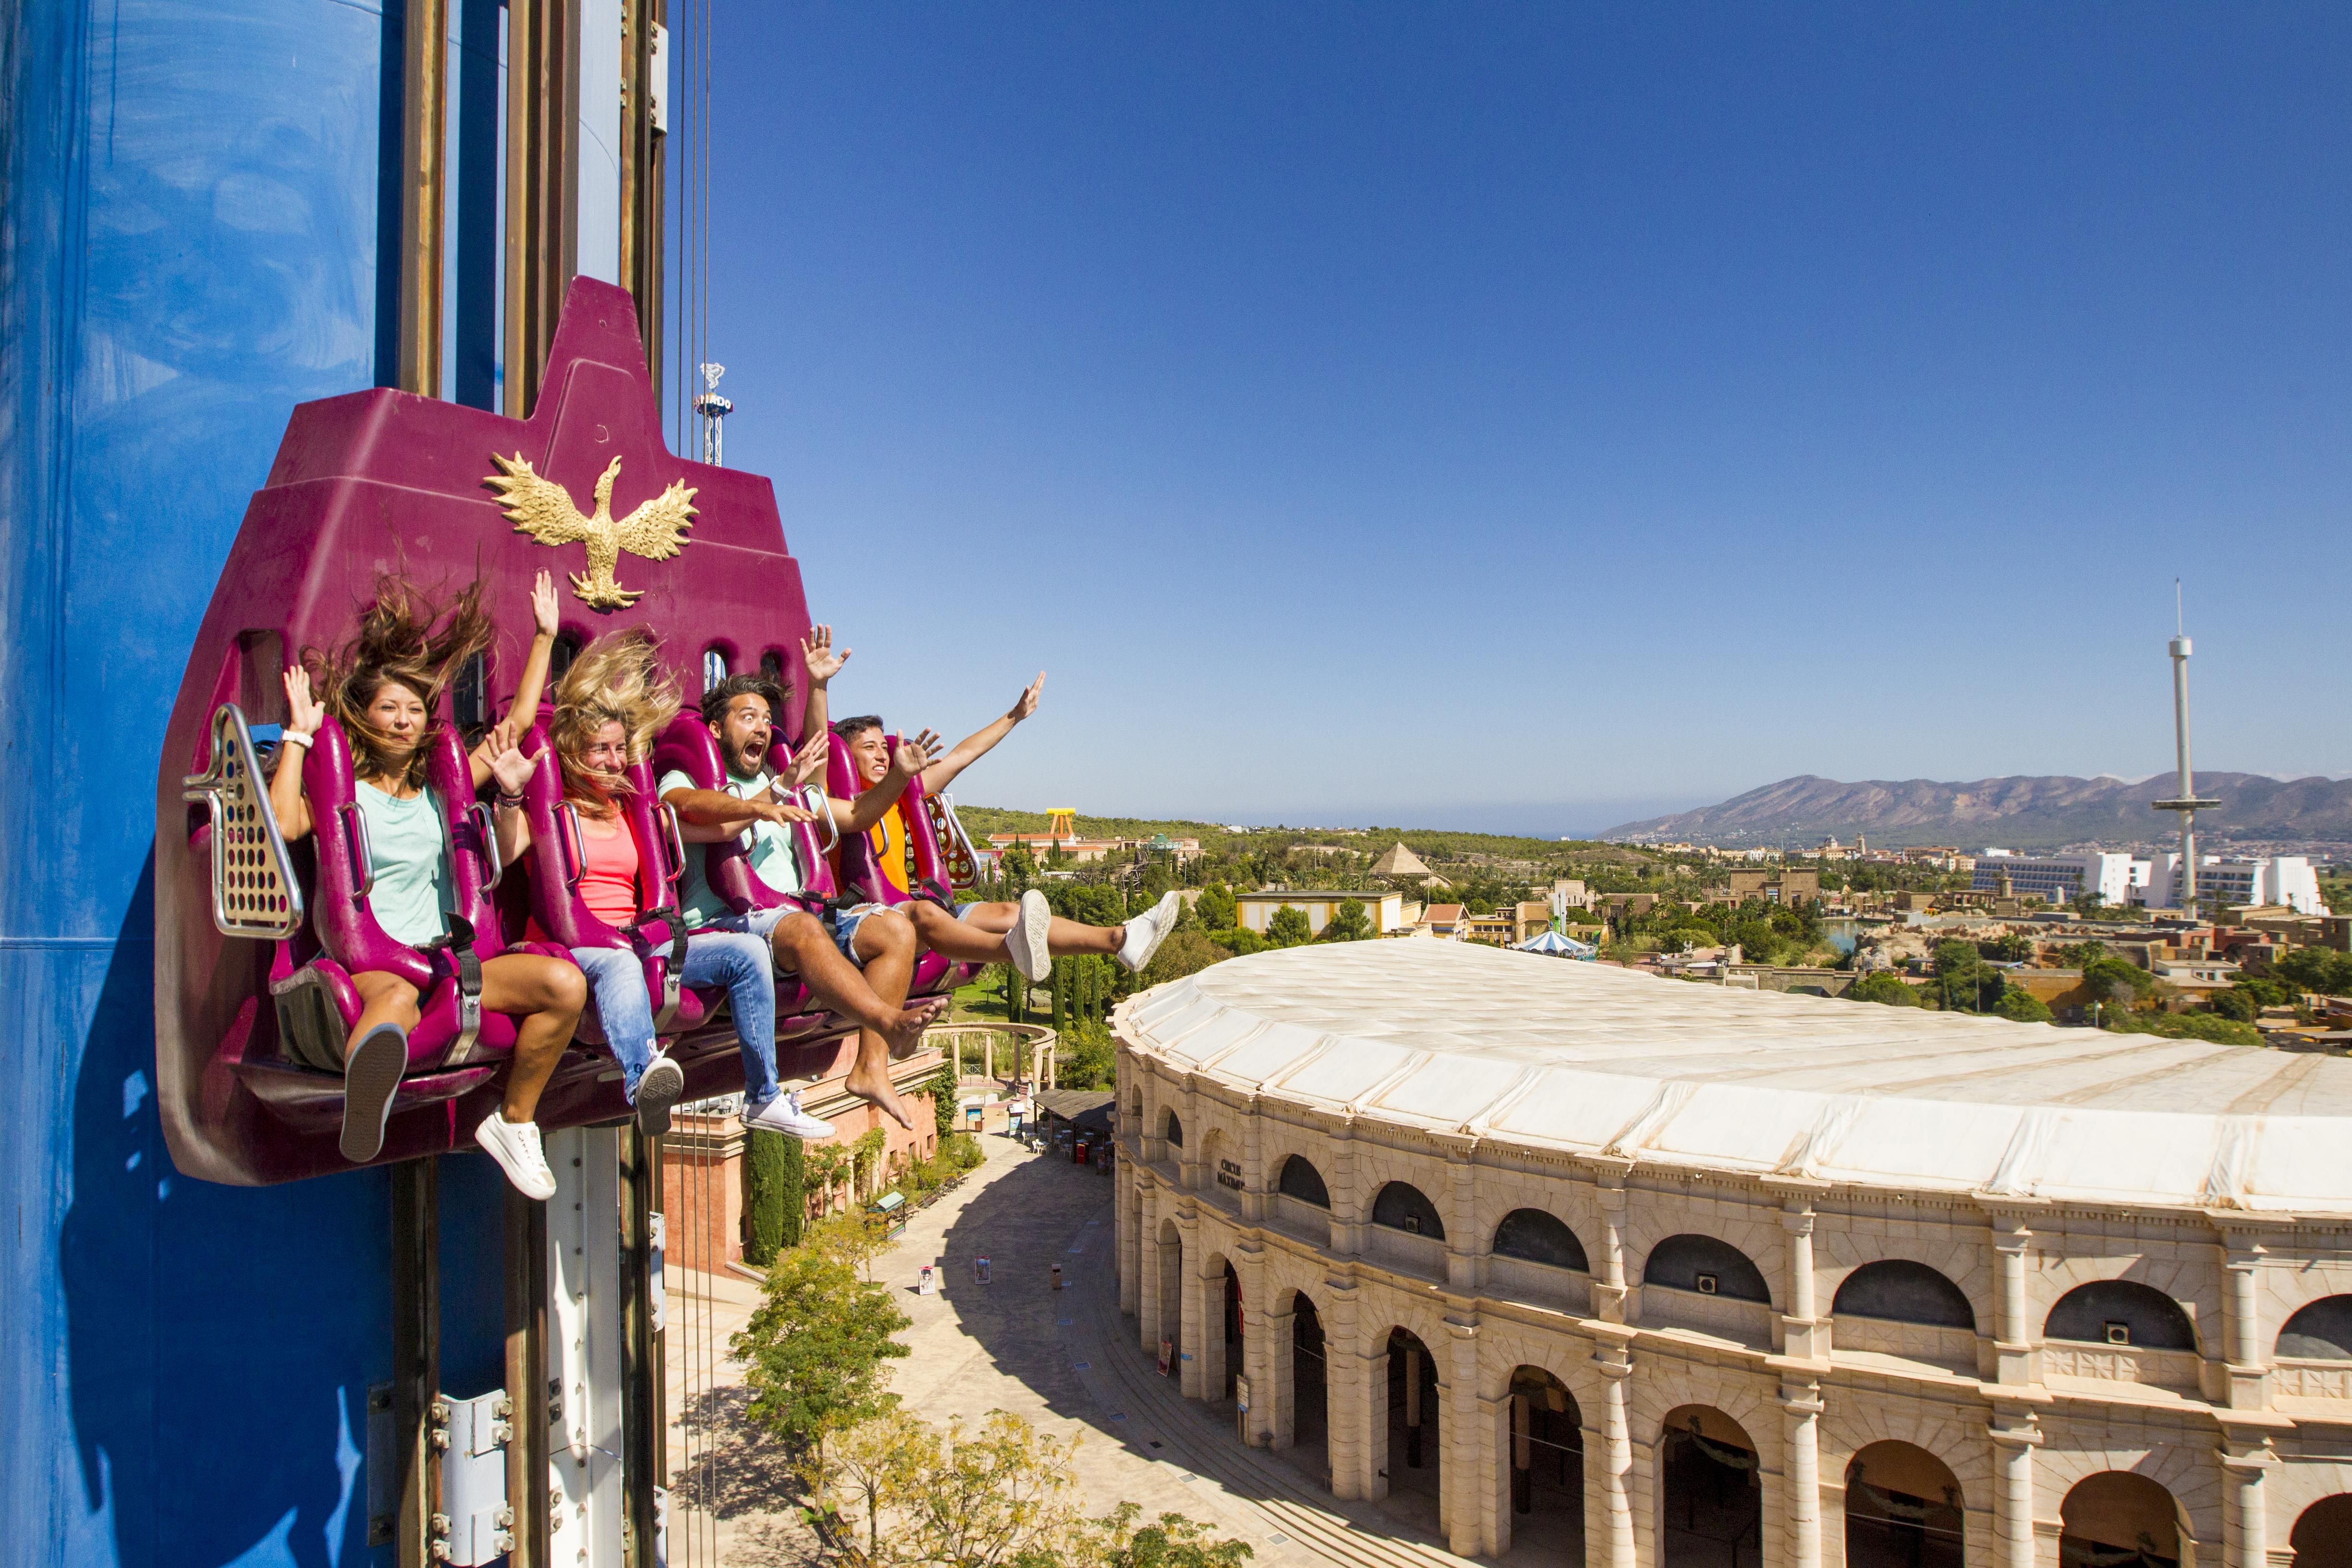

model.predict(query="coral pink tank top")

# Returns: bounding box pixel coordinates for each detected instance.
[574,817,644,928]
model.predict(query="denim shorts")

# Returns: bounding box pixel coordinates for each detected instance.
[829,903,894,968]
[705,904,791,941]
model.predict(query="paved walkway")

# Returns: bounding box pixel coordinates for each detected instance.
[658,1135,1565,1568]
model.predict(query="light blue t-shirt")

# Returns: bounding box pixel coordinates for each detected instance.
[352,781,453,946]
[657,766,805,928]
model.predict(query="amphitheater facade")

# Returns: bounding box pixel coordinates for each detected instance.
[1109,943,2352,1568]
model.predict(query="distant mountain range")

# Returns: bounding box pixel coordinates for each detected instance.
[1600,772,2352,849]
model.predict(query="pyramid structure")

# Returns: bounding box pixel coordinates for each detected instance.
[1370,841,1449,888]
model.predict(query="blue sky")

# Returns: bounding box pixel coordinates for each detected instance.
[676,4,2351,835]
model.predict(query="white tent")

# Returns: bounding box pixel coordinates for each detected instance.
[1516,929,1596,959]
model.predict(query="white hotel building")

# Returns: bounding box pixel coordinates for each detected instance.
[1970,852,2328,915]
[1114,943,2352,1568]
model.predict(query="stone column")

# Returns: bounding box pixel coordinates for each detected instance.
[1139,1067,1167,1167]
[1118,1169,1142,1315]
[1327,1281,1378,1500]
[1328,1122,1363,1257]
[1988,1409,2043,1568]
[2221,1438,2274,1568]
[1446,1144,1482,1292]
[1592,1160,1631,1323]
[1176,1085,1204,1192]
[1263,1297,1296,1449]
[1987,1208,2039,1385]
[1590,1336,1638,1568]
[2219,1230,2273,1410]
[1779,1196,1829,1360]
[1240,1098,1267,1223]
[1481,1392,1514,1557]
[1445,1315,1484,1557]
[1779,1378,1825,1568]
[1178,1209,1207,1398]
[1137,1176,1163,1355]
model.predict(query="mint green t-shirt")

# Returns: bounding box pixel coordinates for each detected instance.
[352,781,454,947]
[657,766,806,928]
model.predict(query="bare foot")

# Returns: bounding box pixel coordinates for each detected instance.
[883,997,946,1058]
[845,1057,915,1130]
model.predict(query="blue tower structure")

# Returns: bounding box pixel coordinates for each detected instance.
[2,1,675,1562]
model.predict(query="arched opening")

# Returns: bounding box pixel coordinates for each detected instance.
[1844,1441,1964,1568]
[1646,1235,1771,1303]
[550,630,582,681]
[1371,1181,1446,1239]
[1833,1261,1976,1330]
[1277,1154,1330,1207]
[1381,1326,1442,1525]
[2279,1296,2352,1360]
[1155,1218,1183,1380]
[1163,1109,1184,1149]
[2291,1494,2352,1568]
[1289,1291,1327,1453]
[1507,1366,1584,1551]
[2060,1471,2184,1568]
[759,648,785,683]
[1494,1209,1589,1271]
[701,644,731,691]
[1659,1405,1761,1568]
[2046,1281,2195,1351]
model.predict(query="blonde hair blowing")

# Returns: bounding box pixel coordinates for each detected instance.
[306,572,494,789]
[549,627,680,800]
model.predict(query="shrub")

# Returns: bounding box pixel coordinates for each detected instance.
[1847,973,1922,1007]
[1992,988,2053,1023]
[2103,1009,2264,1048]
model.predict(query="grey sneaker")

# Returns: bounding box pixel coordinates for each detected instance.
[340,1021,408,1163]
[632,1054,686,1136]
[1005,889,1053,982]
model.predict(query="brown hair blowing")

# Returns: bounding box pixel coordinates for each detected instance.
[305,572,494,789]
[549,627,681,801]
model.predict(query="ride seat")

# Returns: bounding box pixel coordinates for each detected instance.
[825,726,983,992]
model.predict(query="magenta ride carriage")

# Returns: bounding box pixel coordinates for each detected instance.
[158,280,985,1188]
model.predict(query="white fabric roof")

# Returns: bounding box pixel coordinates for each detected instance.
[1117,942,2352,1215]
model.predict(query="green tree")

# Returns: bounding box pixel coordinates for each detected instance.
[1213,926,1270,957]
[1847,972,1922,1007]
[1059,1018,1116,1090]
[1978,933,2035,964]
[2274,946,2352,997]
[1320,900,1372,942]
[742,1127,806,1264]
[1195,883,1237,930]
[1993,988,2053,1023]
[931,1058,960,1145]
[1266,906,1313,948]
[1083,1505,1257,1568]
[733,1230,910,1463]
[2082,956,2154,1005]
[1141,929,1231,986]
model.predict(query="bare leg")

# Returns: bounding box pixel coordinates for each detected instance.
[479,954,588,1124]
[909,900,1125,960]
[349,969,424,1045]
[842,909,923,1129]
[768,911,940,1054]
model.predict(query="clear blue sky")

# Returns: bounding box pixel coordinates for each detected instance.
[676,4,2351,835]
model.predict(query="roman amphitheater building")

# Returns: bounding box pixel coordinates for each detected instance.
[1111,943,2352,1568]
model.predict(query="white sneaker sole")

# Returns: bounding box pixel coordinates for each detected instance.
[634,1056,686,1136]
[475,1116,557,1200]
[745,1103,835,1139]
[1007,891,1052,982]
[340,1023,408,1164]
[1120,892,1184,974]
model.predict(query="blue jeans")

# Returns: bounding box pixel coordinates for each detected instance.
[570,933,779,1110]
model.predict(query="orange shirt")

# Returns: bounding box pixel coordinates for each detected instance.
[864,800,913,895]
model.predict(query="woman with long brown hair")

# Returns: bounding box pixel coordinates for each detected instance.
[268,570,584,1198]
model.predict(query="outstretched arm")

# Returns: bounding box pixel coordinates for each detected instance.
[660,784,814,841]
[472,571,562,789]
[798,623,848,749]
[920,672,1042,795]
[267,667,324,842]
[833,730,939,833]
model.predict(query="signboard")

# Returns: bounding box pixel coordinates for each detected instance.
[1234,1376,1251,1415]
[918,1264,936,1296]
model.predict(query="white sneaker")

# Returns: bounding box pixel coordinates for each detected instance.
[1117,891,1184,973]
[1005,889,1053,982]
[632,1054,686,1136]
[475,1113,557,1200]
[745,1090,834,1139]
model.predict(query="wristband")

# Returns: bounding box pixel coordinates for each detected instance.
[280,731,316,750]
[496,792,525,809]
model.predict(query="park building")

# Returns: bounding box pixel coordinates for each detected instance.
[1970,852,2151,907]
[1112,942,2352,1568]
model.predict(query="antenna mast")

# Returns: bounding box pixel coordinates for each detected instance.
[2152,579,2218,911]
[693,362,732,467]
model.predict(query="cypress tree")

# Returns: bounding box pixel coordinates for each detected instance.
[743,1128,806,1264]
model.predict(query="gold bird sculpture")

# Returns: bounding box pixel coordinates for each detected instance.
[484,453,697,609]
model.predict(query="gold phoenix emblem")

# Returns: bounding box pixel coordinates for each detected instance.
[485,453,697,609]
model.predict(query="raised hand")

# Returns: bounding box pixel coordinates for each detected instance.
[789,737,831,789]
[801,624,851,686]
[894,727,941,777]
[283,666,326,737]
[530,569,560,639]
[1010,671,1045,723]
[485,722,535,796]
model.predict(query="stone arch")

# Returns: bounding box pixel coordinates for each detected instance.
[1196,1124,1227,1192]
[1845,1440,1964,1568]
[1276,1153,1331,1208]
[1494,1208,1590,1271]
[1645,1233,1772,1304]
[1154,1217,1184,1379]
[1162,1108,1184,1148]
[1833,1259,1977,1331]
[1506,1364,1585,1544]
[2280,1296,2352,1360]
[2291,1494,2352,1568]
[1204,1248,1240,1401]
[2061,1471,2188,1568]
[2046,1280,2195,1351]
[1656,1404,1763,1568]
[1371,1179,1446,1239]
[1283,1285,1329,1455]
[1377,1323,1445,1521]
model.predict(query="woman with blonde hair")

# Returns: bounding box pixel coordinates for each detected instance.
[491,628,808,1137]
[269,570,586,1197]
